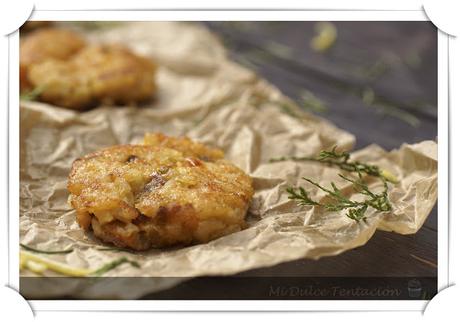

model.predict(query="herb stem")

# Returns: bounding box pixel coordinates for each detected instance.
[20,85,46,101]
[288,175,391,223]
[20,250,140,277]
[20,243,74,254]
[92,257,140,276]
[270,146,399,184]
[281,147,395,222]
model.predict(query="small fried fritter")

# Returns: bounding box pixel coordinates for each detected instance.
[68,134,253,250]
[20,27,86,90]
[28,45,156,110]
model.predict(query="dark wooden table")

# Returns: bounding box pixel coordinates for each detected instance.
[144,21,438,300]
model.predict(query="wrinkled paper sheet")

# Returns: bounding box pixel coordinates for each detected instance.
[19,22,438,299]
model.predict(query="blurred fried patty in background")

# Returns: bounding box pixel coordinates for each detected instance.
[20,27,156,110]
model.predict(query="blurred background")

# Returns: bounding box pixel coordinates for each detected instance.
[145,21,438,300]
[205,21,437,150]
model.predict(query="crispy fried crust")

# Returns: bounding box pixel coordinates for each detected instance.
[20,27,86,91]
[68,134,253,250]
[143,133,224,161]
[28,44,156,110]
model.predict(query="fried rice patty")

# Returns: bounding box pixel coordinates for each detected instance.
[143,132,225,161]
[20,27,86,90]
[27,44,156,110]
[67,134,253,250]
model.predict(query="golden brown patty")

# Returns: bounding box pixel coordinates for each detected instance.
[67,134,253,250]
[20,27,86,91]
[28,44,156,110]
[143,132,224,161]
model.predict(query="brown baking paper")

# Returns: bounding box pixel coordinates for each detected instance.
[19,22,438,299]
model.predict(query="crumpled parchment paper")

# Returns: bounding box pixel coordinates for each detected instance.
[19,22,437,299]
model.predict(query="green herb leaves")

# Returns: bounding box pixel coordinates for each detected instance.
[287,174,391,223]
[270,146,398,184]
[276,147,396,223]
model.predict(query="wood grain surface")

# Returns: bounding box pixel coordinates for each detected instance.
[148,21,438,299]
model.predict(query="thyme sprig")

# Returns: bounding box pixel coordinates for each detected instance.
[277,147,396,222]
[270,146,398,184]
[287,174,391,223]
